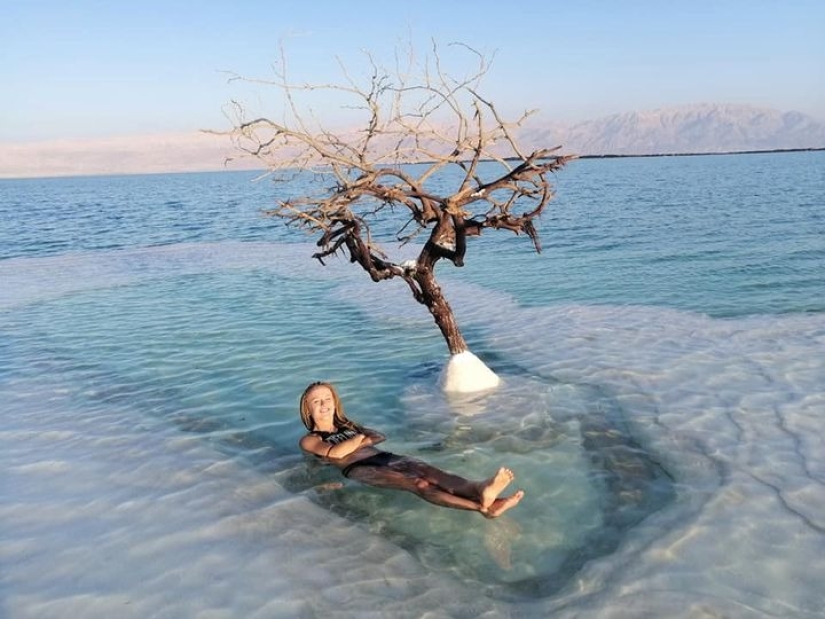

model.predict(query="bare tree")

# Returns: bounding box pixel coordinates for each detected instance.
[224,42,573,373]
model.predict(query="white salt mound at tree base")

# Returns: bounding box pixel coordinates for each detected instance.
[439,351,501,393]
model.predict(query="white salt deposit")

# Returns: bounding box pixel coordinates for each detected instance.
[0,375,508,619]
[438,350,502,395]
[2,243,824,618]
[341,274,825,617]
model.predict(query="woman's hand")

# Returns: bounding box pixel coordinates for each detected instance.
[299,427,384,459]
[359,428,387,446]
[325,433,367,458]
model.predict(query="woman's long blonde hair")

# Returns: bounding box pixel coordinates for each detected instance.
[299,381,361,432]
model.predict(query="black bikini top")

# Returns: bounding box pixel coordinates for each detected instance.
[310,428,358,445]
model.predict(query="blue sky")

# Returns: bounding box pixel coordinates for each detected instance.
[2,0,824,143]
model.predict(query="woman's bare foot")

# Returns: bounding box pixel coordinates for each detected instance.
[480,467,515,510]
[483,490,525,518]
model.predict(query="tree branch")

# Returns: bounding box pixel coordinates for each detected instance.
[225,40,574,327]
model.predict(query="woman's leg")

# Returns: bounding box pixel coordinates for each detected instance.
[395,459,483,500]
[397,460,516,509]
[347,465,484,511]
[346,462,524,516]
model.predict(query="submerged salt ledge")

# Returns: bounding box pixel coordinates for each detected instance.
[1,378,505,618]
[342,275,825,615]
[490,307,825,616]
[2,243,824,618]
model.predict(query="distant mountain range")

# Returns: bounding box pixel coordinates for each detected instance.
[1,104,823,178]
[519,104,825,156]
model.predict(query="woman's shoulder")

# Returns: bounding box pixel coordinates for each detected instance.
[299,433,323,451]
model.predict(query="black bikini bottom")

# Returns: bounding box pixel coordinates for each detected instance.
[341,451,402,478]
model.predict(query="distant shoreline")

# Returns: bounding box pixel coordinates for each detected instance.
[575,147,825,160]
[434,147,825,169]
[2,147,822,181]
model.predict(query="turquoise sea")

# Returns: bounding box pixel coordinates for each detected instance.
[1,151,824,618]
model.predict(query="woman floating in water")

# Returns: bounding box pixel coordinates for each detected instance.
[298,381,524,518]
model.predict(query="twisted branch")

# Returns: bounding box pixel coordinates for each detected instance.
[224,40,574,292]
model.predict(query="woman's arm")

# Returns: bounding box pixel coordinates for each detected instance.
[299,433,367,459]
[359,427,386,446]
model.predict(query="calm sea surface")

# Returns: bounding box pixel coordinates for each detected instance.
[1,151,823,617]
[3,152,822,314]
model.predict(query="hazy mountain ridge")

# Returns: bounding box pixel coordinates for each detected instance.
[2,104,823,178]
[520,104,825,156]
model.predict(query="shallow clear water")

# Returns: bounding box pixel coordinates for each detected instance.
[1,151,824,617]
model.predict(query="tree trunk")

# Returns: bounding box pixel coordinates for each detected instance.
[414,267,468,355]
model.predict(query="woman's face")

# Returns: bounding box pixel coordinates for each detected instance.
[305,385,336,429]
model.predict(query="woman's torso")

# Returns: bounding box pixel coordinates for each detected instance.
[309,429,382,468]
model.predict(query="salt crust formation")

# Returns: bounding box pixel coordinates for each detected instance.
[438,350,501,394]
